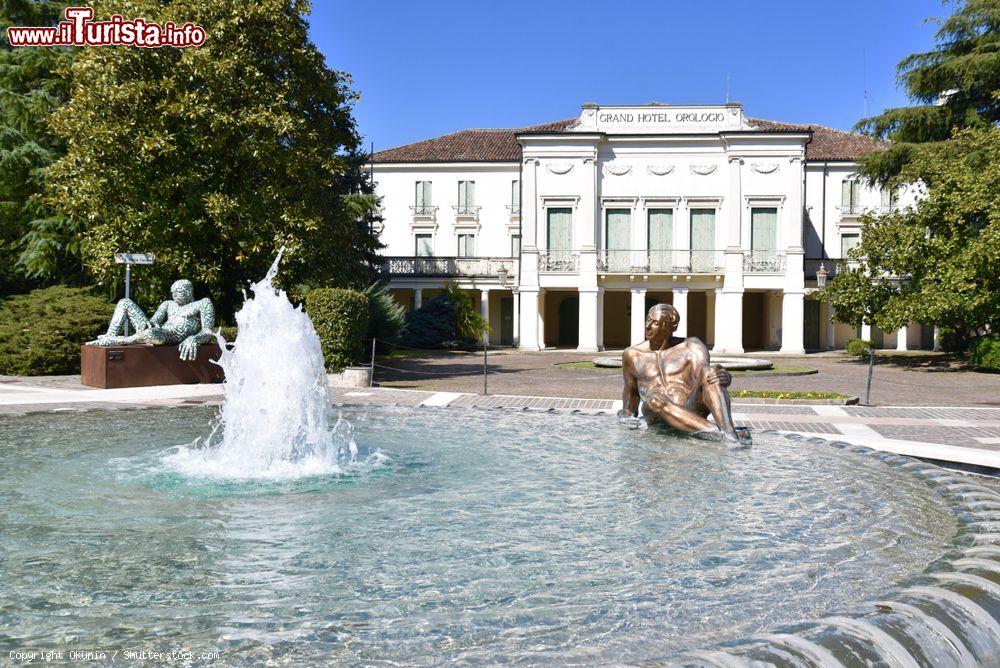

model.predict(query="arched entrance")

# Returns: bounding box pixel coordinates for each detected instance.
[558,297,579,347]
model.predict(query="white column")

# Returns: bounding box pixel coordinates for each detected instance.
[595,287,605,351]
[518,289,540,351]
[825,301,835,350]
[861,323,872,342]
[630,286,647,345]
[727,156,743,247]
[577,288,599,352]
[933,326,942,352]
[672,287,689,338]
[480,290,490,342]
[780,291,805,354]
[896,325,909,351]
[714,289,744,354]
[512,291,520,347]
[413,288,423,310]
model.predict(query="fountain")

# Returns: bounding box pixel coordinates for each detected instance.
[2,255,1000,664]
[165,249,377,480]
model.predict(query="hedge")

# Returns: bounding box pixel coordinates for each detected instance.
[0,285,115,376]
[305,288,369,372]
[970,335,1000,372]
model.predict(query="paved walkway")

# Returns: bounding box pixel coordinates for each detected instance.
[371,349,1000,407]
[2,375,1000,471]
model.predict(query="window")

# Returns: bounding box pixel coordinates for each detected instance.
[414,181,432,215]
[510,234,521,258]
[511,180,521,215]
[690,208,716,272]
[750,207,780,272]
[647,209,673,271]
[545,208,573,270]
[604,209,631,272]
[415,234,433,257]
[841,233,860,258]
[841,177,861,214]
[880,187,898,212]
[458,180,476,214]
[457,234,475,257]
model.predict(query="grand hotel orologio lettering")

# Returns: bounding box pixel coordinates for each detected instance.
[370,102,932,354]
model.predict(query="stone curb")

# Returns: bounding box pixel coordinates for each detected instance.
[674,430,1000,667]
[729,395,860,405]
[730,368,819,377]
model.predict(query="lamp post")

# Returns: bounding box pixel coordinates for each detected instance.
[816,263,828,289]
[114,253,155,336]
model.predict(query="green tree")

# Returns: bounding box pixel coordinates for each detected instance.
[0,1,83,293]
[854,0,1000,184]
[46,0,380,316]
[822,126,1000,348]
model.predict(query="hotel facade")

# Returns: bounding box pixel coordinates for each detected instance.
[371,103,930,353]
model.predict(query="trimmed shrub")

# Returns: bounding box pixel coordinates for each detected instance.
[970,335,1000,372]
[0,286,115,376]
[846,338,872,357]
[363,282,406,354]
[305,288,369,372]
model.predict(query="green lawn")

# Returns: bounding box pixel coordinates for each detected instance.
[730,390,851,400]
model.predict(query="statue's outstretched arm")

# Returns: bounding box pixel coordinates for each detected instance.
[178,299,216,361]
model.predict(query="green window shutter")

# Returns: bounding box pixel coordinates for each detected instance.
[512,180,520,209]
[547,208,572,252]
[648,208,673,271]
[605,209,631,271]
[751,208,778,252]
[841,179,852,208]
[690,209,716,272]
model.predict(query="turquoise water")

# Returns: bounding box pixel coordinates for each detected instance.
[0,406,958,664]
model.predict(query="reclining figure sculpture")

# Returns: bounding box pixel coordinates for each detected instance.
[620,303,748,445]
[87,279,215,361]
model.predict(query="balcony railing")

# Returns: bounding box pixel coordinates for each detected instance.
[743,251,787,273]
[380,256,517,279]
[841,204,898,217]
[453,205,481,218]
[410,205,437,217]
[597,249,725,274]
[537,251,579,272]
[506,204,521,216]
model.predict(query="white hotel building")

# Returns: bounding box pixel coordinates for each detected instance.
[371,103,931,353]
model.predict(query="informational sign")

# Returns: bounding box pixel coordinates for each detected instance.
[114,253,155,265]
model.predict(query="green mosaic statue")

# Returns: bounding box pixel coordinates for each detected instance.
[87,279,216,361]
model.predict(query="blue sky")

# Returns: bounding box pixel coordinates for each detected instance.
[309,0,947,152]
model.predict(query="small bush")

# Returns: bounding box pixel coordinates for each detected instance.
[846,338,872,357]
[0,285,115,376]
[306,288,369,372]
[364,282,406,354]
[443,283,489,343]
[970,335,1000,372]
[401,295,461,349]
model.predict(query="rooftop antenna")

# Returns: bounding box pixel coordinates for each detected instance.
[863,49,869,117]
[725,74,731,104]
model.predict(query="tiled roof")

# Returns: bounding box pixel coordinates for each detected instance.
[747,118,889,160]
[372,116,886,164]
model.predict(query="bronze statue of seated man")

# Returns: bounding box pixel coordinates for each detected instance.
[619,303,748,445]
[87,279,215,361]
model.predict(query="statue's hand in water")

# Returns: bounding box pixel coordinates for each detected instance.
[178,337,199,361]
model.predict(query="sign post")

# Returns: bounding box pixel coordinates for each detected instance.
[114,253,155,336]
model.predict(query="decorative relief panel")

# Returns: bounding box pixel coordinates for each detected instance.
[602,162,632,176]
[750,162,779,174]
[545,162,574,175]
[690,164,717,176]
[646,163,674,176]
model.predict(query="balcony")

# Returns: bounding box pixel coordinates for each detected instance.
[506,204,521,218]
[453,205,481,221]
[537,251,580,272]
[380,256,516,279]
[597,249,725,274]
[841,204,898,218]
[410,205,438,220]
[743,251,787,273]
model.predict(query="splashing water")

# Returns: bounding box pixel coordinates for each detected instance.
[166,249,380,479]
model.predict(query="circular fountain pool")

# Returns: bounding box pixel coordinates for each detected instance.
[0,406,992,664]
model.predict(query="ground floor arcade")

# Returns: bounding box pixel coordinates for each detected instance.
[387,283,934,353]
